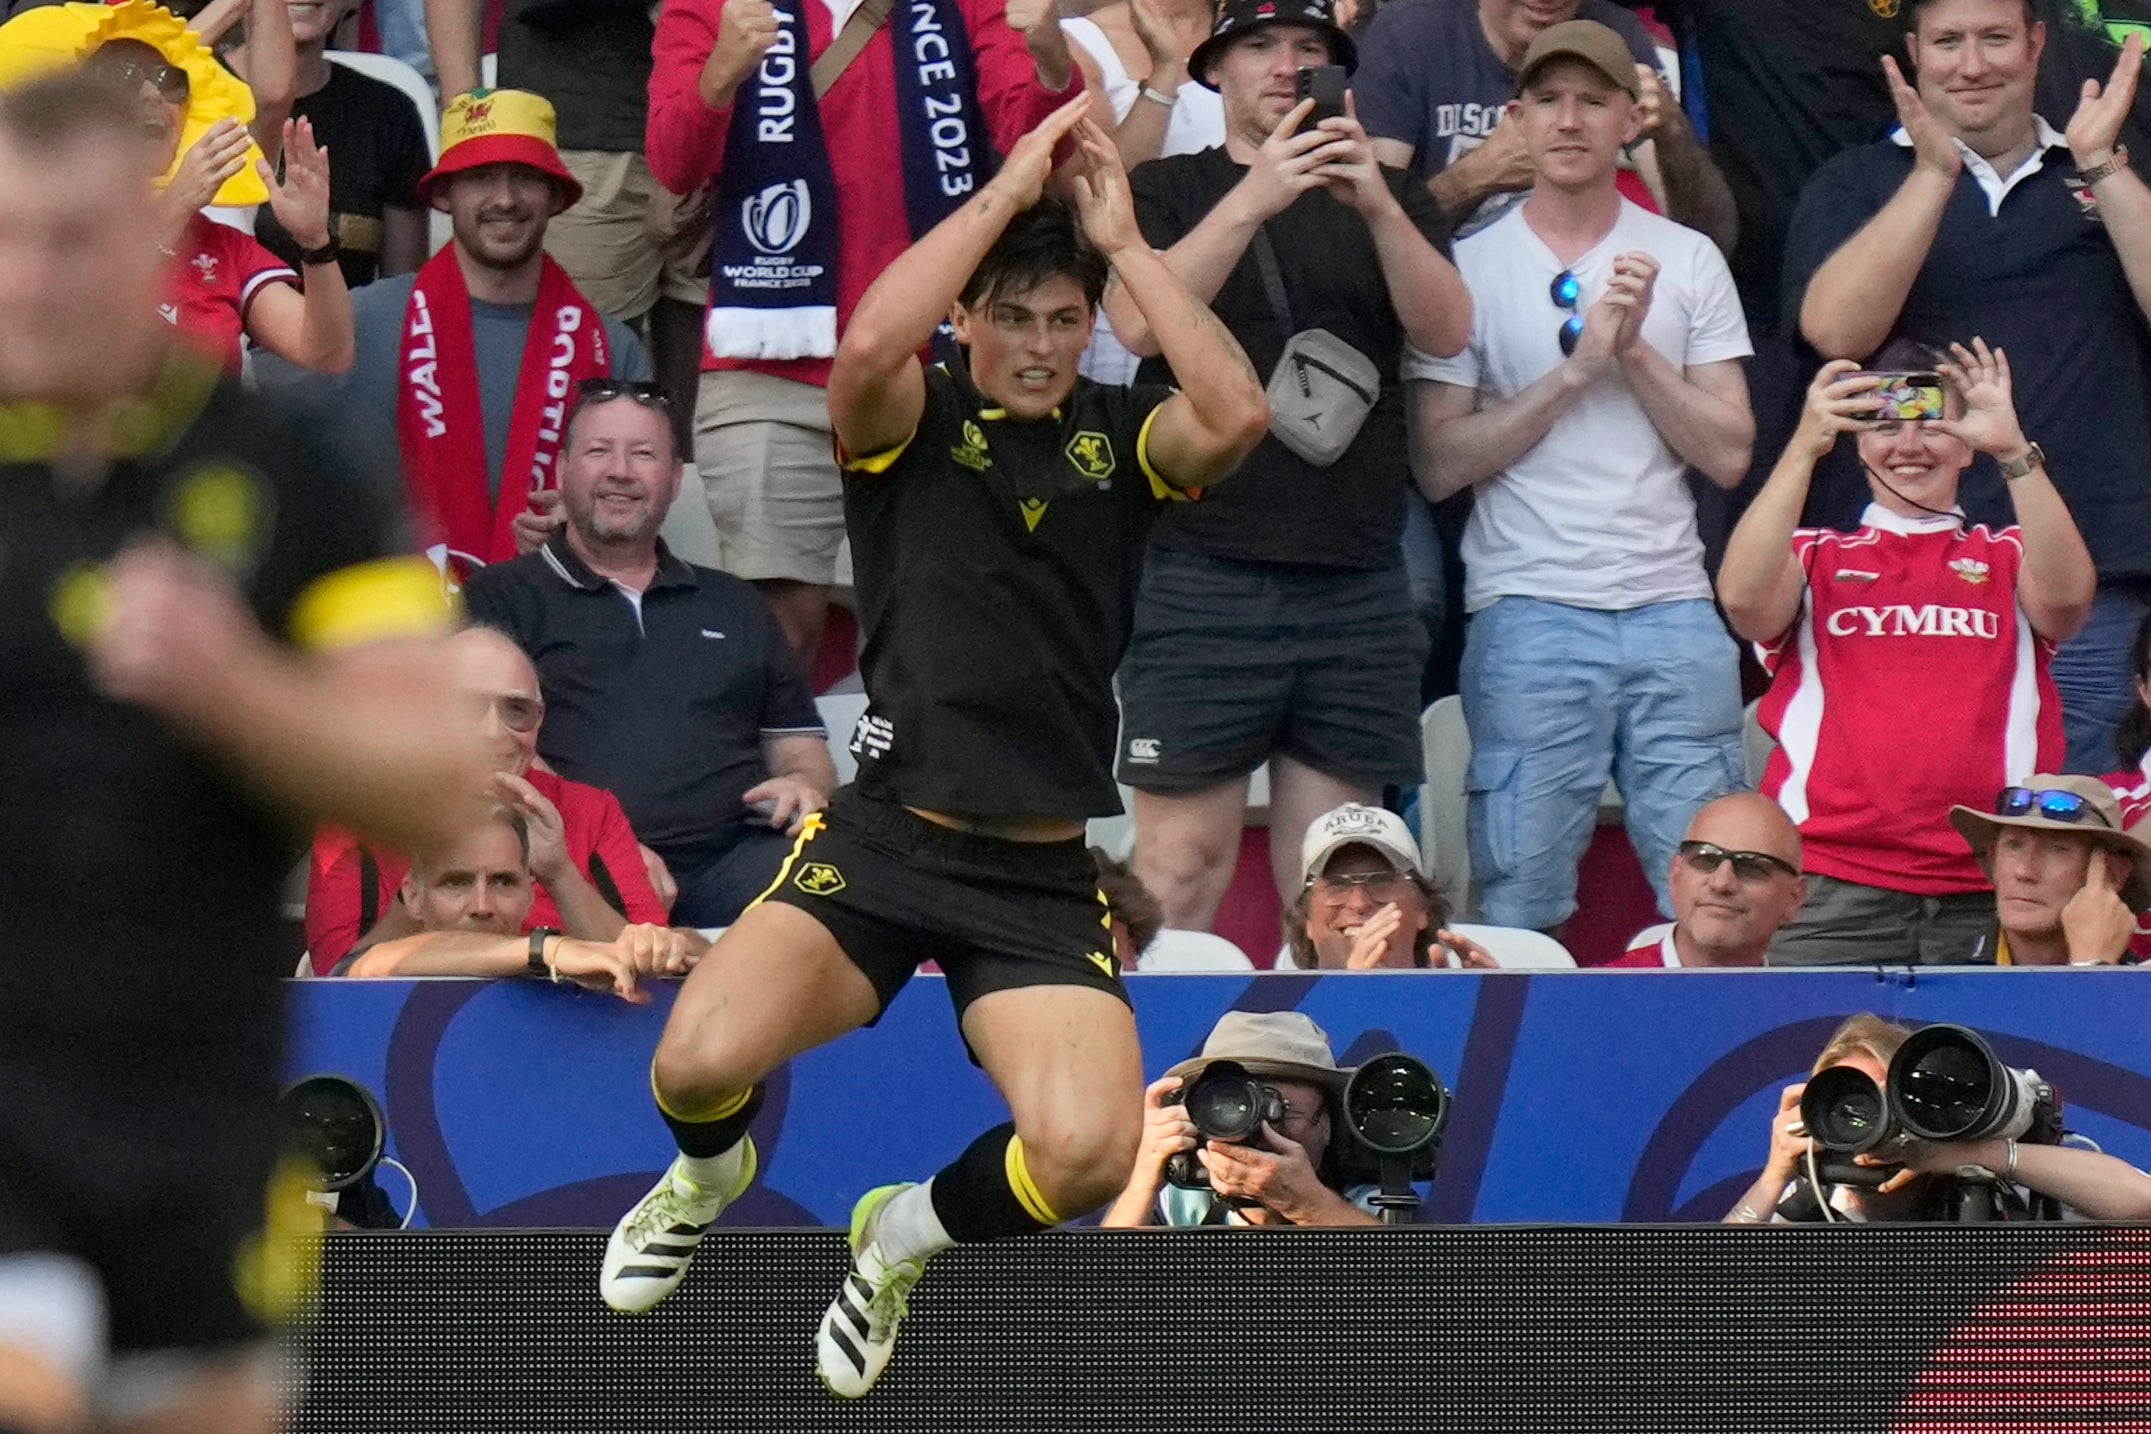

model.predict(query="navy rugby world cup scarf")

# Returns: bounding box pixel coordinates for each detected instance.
[707,0,994,359]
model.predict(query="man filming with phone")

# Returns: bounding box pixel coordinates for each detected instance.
[1719,341,2095,964]
[1099,0,1471,935]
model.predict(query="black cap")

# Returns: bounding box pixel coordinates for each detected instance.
[1189,0,1358,93]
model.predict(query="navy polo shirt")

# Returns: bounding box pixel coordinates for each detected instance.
[1781,128,2151,582]
[461,533,824,856]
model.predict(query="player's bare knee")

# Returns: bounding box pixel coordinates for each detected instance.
[649,1036,756,1116]
[1018,1105,1141,1214]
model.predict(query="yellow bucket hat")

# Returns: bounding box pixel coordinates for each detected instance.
[0,0,269,207]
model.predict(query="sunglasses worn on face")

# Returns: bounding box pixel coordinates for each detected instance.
[575,377,673,414]
[1551,269,1584,357]
[1677,840,1800,883]
[90,54,189,104]
[1995,786,2113,829]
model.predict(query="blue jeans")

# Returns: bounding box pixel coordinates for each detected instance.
[371,0,434,76]
[1461,597,1745,929]
[2052,587,2148,774]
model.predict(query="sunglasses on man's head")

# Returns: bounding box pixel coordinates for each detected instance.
[1995,786,2114,829]
[1676,840,1800,883]
[1550,269,1584,357]
[575,377,673,414]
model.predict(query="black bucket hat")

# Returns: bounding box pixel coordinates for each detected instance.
[1189,0,1358,92]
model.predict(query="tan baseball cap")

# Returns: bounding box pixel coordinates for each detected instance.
[1516,18,1642,99]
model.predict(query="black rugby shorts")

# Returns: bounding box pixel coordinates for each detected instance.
[752,786,1130,1022]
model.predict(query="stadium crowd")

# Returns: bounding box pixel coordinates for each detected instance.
[5,0,2151,971]
[12,0,2151,1424]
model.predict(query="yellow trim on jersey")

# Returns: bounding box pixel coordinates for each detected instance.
[650,1064,755,1124]
[1135,403,1196,503]
[286,557,455,652]
[745,810,826,910]
[1004,1135,1062,1226]
[839,429,918,475]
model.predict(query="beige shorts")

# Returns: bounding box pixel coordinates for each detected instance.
[694,369,845,586]
[544,149,709,320]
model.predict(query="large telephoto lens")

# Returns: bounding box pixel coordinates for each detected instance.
[1888,1025,2021,1143]
[279,1074,386,1190]
[1344,1054,1449,1155]
[1184,1061,1265,1142]
[1801,1065,1893,1153]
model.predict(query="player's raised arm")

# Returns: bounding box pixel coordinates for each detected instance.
[1066,120,1268,490]
[827,93,1093,463]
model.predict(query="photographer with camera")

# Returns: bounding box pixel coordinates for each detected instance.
[1719,338,2096,965]
[1102,1012,1382,1227]
[1725,1014,2151,1222]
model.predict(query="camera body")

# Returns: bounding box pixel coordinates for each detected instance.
[1163,1060,1287,1189]
[1801,1024,2063,1158]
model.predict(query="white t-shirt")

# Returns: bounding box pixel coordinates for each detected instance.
[1407,199,1751,614]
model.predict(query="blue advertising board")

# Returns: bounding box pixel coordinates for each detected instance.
[286,969,2151,1228]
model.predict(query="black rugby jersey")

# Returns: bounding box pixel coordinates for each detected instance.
[0,357,443,1109]
[841,359,1179,818]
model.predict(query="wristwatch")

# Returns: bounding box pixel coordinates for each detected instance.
[1998,443,2045,482]
[526,926,562,978]
[296,235,341,267]
[2076,145,2131,187]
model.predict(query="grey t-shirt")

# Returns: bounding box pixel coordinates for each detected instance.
[269,271,650,504]
[1352,0,1660,232]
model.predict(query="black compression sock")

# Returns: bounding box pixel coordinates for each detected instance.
[926,1122,1060,1243]
[651,1072,763,1159]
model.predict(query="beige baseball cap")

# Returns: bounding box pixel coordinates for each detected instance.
[1299,803,1424,886]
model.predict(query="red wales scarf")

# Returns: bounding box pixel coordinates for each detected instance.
[396,248,610,584]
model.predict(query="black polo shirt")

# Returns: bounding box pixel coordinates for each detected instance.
[0,357,441,1110]
[461,532,823,856]
[841,359,1178,819]
[1781,132,2151,580]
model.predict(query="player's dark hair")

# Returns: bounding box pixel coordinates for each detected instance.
[2115,607,2151,769]
[960,196,1109,313]
[1899,0,2037,36]
[0,69,157,156]
[1091,848,1162,958]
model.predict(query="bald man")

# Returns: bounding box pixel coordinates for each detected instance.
[303,625,669,970]
[1609,793,1806,967]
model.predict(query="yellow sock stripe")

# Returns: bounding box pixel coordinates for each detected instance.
[649,1063,753,1125]
[1004,1135,1061,1227]
[745,810,825,911]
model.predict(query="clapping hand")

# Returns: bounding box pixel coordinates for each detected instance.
[258,117,332,252]
[1882,54,1961,180]
[2067,31,2143,170]
[1068,119,1143,257]
[988,93,1091,211]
